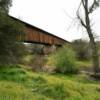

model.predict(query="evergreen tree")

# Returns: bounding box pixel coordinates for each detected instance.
[0,0,26,65]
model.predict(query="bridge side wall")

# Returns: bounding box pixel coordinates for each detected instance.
[20,24,66,46]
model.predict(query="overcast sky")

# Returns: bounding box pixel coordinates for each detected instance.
[9,0,100,41]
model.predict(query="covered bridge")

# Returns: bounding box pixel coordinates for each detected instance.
[10,16,69,46]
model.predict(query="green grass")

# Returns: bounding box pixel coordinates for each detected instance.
[0,65,100,100]
[76,60,92,69]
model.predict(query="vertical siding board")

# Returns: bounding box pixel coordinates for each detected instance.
[22,25,66,45]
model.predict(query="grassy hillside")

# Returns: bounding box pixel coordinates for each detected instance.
[0,65,100,100]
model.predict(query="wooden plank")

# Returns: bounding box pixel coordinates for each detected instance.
[20,24,66,45]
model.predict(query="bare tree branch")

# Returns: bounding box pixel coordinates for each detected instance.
[89,0,100,13]
[82,0,85,9]
[76,1,87,28]
[77,0,100,74]
[89,0,97,13]
[77,14,87,28]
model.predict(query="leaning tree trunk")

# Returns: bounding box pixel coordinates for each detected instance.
[84,0,100,74]
[88,28,100,74]
[91,40,100,74]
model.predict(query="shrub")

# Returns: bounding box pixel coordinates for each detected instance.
[47,46,78,74]
[0,13,26,66]
[72,39,91,60]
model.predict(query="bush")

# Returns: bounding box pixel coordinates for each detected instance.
[72,39,91,60]
[47,46,78,74]
[0,13,26,66]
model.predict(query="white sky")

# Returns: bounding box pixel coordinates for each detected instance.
[9,0,100,42]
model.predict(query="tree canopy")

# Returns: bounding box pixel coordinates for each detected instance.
[0,0,26,65]
[0,0,12,13]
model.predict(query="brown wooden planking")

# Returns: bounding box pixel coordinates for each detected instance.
[9,15,68,45]
[20,25,67,45]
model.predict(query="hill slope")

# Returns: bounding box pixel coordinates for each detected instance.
[0,66,100,100]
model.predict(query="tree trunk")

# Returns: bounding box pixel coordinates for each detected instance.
[88,29,100,74]
[91,41,100,74]
[84,0,100,74]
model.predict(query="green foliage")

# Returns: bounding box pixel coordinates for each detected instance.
[0,81,47,100]
[0,66,100,100]
[72,39,91,60]
[0,65,28,83]
[47,46,78,74]
[0,0,12,13]
[76,60,92,69]
[33,83,67,100]
[0,13,26,65]
[0,0,27,65]
[32,75,47,84]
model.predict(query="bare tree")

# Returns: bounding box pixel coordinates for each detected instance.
[77,0,100,74]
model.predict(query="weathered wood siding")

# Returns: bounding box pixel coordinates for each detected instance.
[10,16,68,46]
[19,24,67,46]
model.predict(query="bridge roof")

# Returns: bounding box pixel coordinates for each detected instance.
[9,15,70,45]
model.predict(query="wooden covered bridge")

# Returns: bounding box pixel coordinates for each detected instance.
[10,16,68,46]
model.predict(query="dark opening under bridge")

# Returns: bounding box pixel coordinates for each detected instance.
[10,16,69,46]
